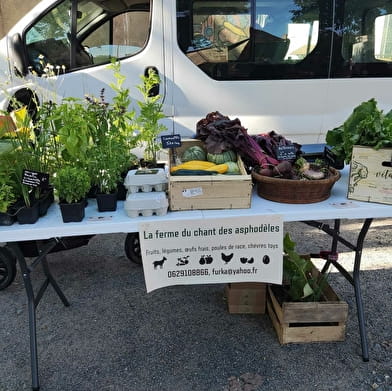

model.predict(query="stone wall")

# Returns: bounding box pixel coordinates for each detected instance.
[0,0,41,38]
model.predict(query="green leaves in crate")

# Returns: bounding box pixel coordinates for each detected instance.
[326,98,392,163]
[283,233,328,302]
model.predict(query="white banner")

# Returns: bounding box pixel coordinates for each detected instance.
[139,215,283,292]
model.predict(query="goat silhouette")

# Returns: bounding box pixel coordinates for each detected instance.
[153,256,167,269]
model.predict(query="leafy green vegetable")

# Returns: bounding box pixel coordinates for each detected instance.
[283,233,328,302]
[225,161,240,174]
[326,98,392,163]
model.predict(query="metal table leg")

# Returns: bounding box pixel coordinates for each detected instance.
[8,239,70,391]
[305,218,373,361]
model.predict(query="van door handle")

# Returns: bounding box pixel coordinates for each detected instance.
[144,66,160,97]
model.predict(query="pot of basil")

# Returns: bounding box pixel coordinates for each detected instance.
[53,166,91,223]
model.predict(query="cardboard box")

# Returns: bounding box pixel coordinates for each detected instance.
[225,282,266,314]
[169,139,252,211]
[187,46,228,65]
[267,264,348,344]
[348,146,392,205]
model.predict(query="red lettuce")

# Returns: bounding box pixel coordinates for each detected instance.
[196,111,279,168]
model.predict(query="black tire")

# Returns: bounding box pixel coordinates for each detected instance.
[124,233,142,265]
[0,247,17,290]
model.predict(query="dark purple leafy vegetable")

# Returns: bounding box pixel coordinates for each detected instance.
[252,131,301,161]
[196,111,279,168]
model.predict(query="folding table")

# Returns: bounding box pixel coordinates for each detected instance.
[1,167,391,391]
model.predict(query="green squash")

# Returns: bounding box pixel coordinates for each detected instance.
[207,150,237,164]
[181,145,206,162]
[224,161,240,175]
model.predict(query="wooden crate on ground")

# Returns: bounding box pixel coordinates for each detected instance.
[267,265,348,344]
[169,139,252,211]
[225,282,266,314]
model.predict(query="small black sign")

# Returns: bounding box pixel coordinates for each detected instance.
[276,145,297,161]
[324,146,345,169]
[22,169,50,188]
[161,134,181,149]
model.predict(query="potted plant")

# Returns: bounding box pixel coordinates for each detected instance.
[53,166,91,223]
[0,104,58,223]
[79,61,139,205]
[267,233,348,344]
[90,158,121,212]
[135,68,167,167]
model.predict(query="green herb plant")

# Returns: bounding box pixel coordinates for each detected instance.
[2,106,42,207]
[0,179,16,213]
[283,233,328,302]
[53,166,91,204]
[50,97,92,166]
[326,98,392,163]
[136,68,167,165]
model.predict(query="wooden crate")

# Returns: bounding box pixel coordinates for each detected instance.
[266,265,348,344]
[169,139,252,211]
[225,282,266,314]
[348,146,392,205]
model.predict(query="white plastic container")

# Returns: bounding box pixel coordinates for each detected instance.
[124,192,169,217]
[124,168,168,193]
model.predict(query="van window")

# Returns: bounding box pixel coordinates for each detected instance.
[176,0,327,80]
[334,0,392,77]
[25,0,151,74]
[82,12,150,66]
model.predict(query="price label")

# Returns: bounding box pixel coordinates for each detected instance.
[276,145,297,161]
[22,169,50,188]
[161,134,181,149]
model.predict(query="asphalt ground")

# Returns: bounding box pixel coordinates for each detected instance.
[0,219,391,391]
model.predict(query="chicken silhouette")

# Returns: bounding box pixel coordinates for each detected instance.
[221,252,234,264]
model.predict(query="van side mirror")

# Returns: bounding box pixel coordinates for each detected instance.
[10,33,28,77]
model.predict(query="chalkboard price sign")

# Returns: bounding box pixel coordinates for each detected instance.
[276,145,297,161]
[324,146,344,169]
[22,169,50,188]
[161,134,181,149]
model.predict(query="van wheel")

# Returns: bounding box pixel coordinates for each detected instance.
[0,247,17,290]
[124,233,142,265]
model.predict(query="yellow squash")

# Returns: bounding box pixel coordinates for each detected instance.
[170,160,216,173]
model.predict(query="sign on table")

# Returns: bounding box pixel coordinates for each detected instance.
[139,215,283,292]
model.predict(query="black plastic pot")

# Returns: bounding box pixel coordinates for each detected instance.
[59,199,86,223]
[0,211,15,226]
[16,201,40,224]
[38,186,54,216]
[96,192,117,212]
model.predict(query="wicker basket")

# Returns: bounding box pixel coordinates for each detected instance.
[251,168,341,204]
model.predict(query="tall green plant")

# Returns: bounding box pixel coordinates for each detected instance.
[136,68,167,164]
[3,106,43,206]
[50,97,92,165]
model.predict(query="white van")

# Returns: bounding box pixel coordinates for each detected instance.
[1,0,392,144]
